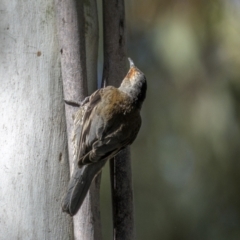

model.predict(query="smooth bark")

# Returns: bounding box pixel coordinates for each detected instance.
[102,0,135,239]
[0,0,72,238]
[55,0,101,239]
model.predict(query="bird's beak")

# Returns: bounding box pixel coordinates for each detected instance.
[128,58,135,68]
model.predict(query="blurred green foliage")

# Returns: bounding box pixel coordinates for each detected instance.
[100,0,240,239]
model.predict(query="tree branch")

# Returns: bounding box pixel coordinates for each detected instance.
[102,0,135,239]
[55,0,101,239]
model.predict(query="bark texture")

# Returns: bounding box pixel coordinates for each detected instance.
[55,0,101,239]
[102,0,135,239]
[0,0,72,239]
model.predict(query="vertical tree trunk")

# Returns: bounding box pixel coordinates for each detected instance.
[55,0,101,239]
[85,0,99,95]
[102,0,135,239]
[0,0,72,239]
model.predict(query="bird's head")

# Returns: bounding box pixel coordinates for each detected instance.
[119,58,147,107]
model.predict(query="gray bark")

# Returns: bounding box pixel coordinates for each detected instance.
[55,0,101,239]
[0,0,72,239]
[84,0,99,94]
[102,0,135,239]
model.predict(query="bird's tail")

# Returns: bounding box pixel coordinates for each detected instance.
[62,159,107,216]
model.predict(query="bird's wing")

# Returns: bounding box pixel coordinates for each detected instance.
[74,86,141,167]
[62,89,106,216]
[72,88,104,167]
[79,108,142,166]
[88,111,142,163]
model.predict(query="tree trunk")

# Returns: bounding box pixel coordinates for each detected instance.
[0,0,72,239]
[102,0,135,239]
[55,0,101,239]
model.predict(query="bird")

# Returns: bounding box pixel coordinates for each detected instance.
[62,58,147,216]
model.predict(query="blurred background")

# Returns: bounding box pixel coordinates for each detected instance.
[99,0,240,239]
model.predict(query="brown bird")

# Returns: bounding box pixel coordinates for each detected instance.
[62,58,147,216]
